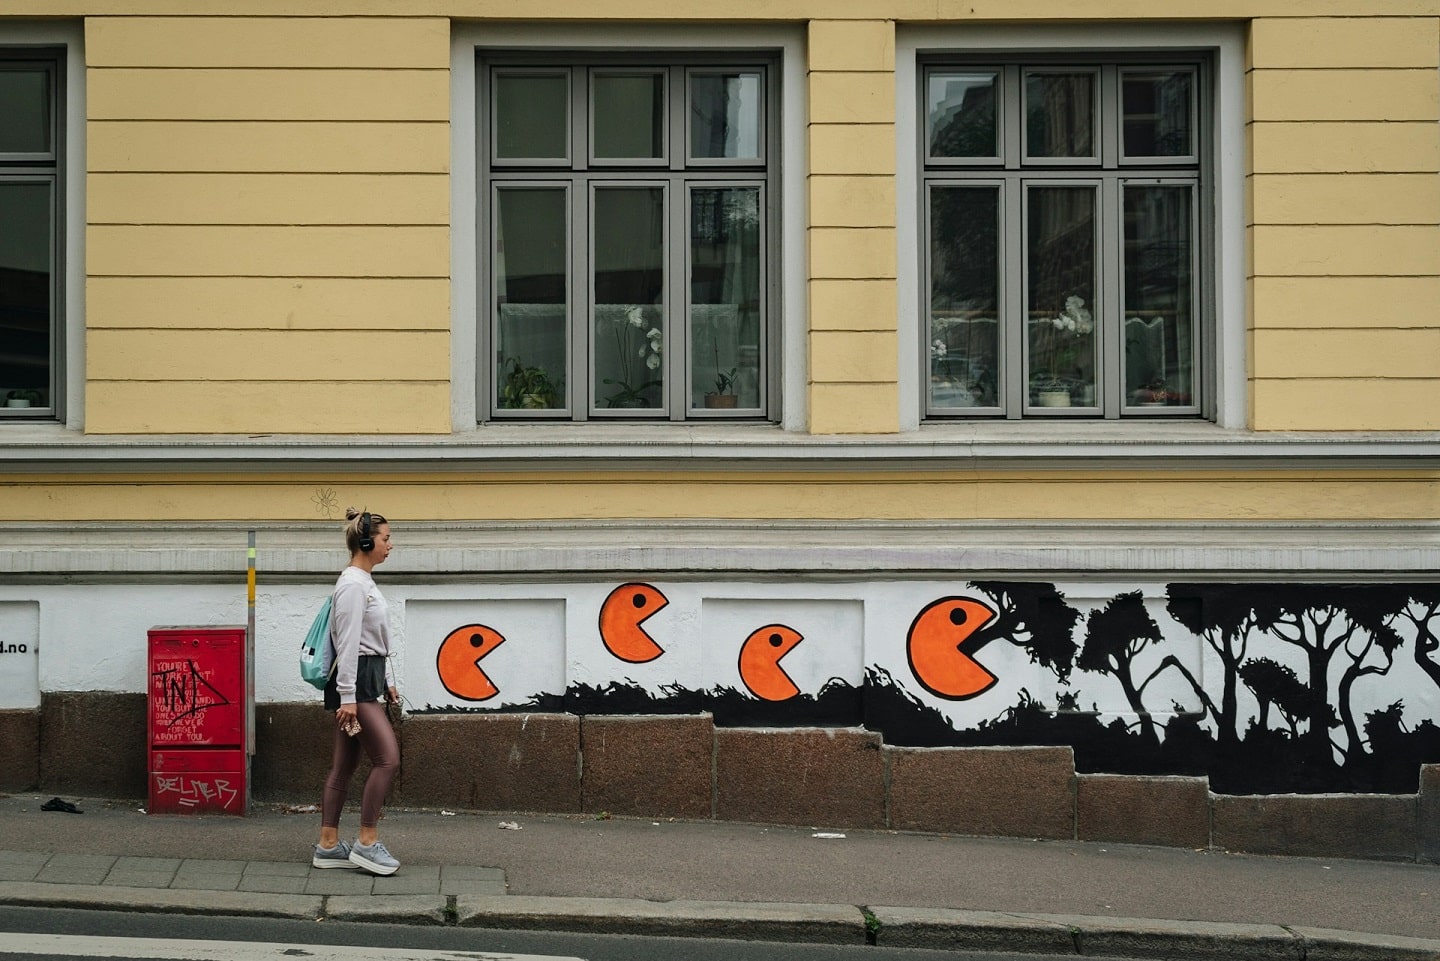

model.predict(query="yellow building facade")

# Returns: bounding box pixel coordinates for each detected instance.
[1,3,1438,854]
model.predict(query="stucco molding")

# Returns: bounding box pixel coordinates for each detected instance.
[1,519,1435,578]
[2,423,1439,472]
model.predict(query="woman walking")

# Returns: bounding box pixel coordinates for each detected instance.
[312,507,402,875]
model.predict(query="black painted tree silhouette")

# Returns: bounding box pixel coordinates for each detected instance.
[1078,592,1164,744]
[1237,656,1309,738]
[1166,584,1260,751]
[1250,586,1402,772]
[1388,588,1440,691]
[967,582,1079,685]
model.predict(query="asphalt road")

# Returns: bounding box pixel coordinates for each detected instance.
[0,906,1098,961]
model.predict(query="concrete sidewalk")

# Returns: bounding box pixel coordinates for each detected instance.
[0,794,1438,959]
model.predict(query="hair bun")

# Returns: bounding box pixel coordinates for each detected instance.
[345,507,361,521]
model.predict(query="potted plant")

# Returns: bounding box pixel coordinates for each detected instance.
[703,367,739,409]
[1034,295,1093,408]
[497,358,562,410]
[4,389,42,409]
[602,307,663,408]
[1133,379,1169,406]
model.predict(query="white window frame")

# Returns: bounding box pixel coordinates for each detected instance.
[452,23,807,432]
[897,23,1247,431]
[0,21,84,430]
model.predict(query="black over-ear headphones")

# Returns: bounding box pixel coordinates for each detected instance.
[358,512,374,552]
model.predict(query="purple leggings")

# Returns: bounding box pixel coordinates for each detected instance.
[321,701,399,829]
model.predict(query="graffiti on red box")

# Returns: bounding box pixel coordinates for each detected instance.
[152,773,241,811]
[150,659,233,744]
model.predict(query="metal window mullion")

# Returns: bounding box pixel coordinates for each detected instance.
[669,174,686,419]
[575,176,592,421]
[1100,175,1123,418]
[1002,176,1025,417]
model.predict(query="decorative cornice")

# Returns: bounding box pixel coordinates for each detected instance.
[1,519,1435,579]
[3,423,1440,473]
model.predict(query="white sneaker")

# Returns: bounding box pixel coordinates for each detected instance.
[348,838,400,875]
[312,840,358,869]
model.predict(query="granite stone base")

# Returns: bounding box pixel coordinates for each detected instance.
[1077,775,1210,848]
[715,727,884,828]
[887,746,1075,840]
[396,713,581,814]
[40,693,147,799]
[581,714,713,819]
[1213,792,1417,861]
[0,709,39,792]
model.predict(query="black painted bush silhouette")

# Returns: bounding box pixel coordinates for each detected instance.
[1078,591,1164,745]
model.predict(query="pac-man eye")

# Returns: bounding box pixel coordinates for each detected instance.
[769,633,783,647]
[470,633,484,647]
[632,593,647,609]
[950,607,968,625]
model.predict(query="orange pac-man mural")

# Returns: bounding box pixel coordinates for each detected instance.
[436,623,506,701]
[738,624,804,702]
[906,596,1000,700]
[599,582,669,663]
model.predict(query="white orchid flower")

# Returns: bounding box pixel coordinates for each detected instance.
[645,353,661,370]
[626,306,644,327]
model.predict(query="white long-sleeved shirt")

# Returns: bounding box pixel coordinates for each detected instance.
[330,565,395,705]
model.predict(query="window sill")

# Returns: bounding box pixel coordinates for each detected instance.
[2,421,1438,470]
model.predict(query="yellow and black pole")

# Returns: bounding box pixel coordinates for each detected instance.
[246,531,256,813]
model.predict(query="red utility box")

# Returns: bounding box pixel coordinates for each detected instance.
[147,626,250,815]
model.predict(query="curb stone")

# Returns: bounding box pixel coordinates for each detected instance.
[455,894,866,944]
[325,893,449,926]
[1292,927,1440,961]
[0,880,323,920]
[870,907,1440,961]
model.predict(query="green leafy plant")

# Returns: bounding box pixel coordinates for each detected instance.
[4,388,42,408]
[712,367,738,396]
[498,357,562,410]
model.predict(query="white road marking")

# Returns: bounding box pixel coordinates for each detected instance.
[0,932,584,961]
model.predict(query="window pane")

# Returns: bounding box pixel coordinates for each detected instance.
[929,187,999,408]
[494,188,567,411]
[1025,72,1094,159]
[594,187,665,409]
[1124,185,1193,407]
[0,69,50,154]
[690,188,760,410]
[594,73,665,160]
[494,73,568,160]
[1027,187,1096,407]
[690,73,761,160]
[1123,70,1193,157]
[0,182,52,409]
[927,72,997,158]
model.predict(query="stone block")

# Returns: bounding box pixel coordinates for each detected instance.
[581,715,713,820]
[1417,764,1440,862]
[396,713,580,813]
[1077,774,1211,848]
[0,709,40,792]
[40,692,147,799]
[886,746,1075,840]
[1212,793,1416,860]
[715,728,884,828]
[251,702,340,803]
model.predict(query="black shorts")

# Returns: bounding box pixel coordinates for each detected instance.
[324,655,388,711]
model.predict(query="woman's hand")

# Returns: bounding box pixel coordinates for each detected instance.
[336,703,360,736]
[386,686,399,704]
